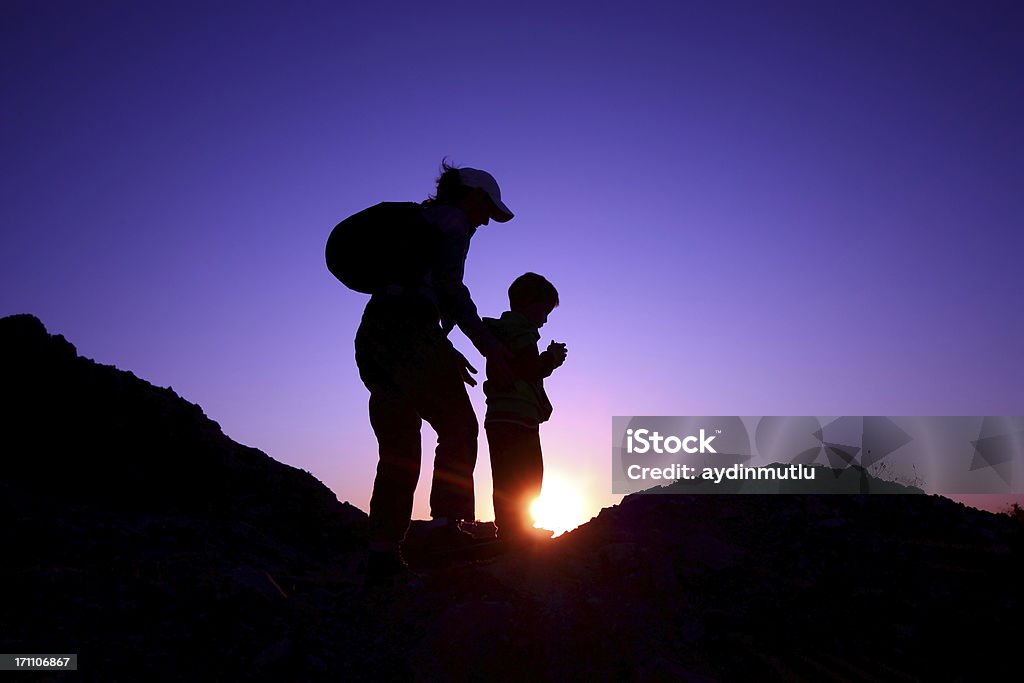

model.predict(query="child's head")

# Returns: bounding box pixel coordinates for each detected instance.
[508,272,559,328]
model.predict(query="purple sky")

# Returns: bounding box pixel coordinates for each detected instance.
[3,1,1021,522]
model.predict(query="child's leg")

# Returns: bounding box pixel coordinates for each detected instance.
[523,434,543,528]
[487,422,542,539]
[486,422,517,536]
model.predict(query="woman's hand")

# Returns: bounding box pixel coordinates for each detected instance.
[450,347,479,387]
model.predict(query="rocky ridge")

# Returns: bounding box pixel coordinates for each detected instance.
[1,315,1019,682]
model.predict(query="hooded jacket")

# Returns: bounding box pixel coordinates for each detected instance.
[482,311,557,427]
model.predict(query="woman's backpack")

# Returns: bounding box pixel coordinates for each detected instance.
[325,202,437,294]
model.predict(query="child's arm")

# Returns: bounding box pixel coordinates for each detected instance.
[511,342,567,380]
[509,348,553,380]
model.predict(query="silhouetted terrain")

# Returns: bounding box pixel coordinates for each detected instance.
[1,315,1019,682]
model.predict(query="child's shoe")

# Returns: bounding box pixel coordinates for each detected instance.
[422,518,478,550]
[498,526,554,550]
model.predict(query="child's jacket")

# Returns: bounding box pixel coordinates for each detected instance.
[482,311,556,427]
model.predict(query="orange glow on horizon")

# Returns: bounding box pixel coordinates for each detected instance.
[529,473,588,537]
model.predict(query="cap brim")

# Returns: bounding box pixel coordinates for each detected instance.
[490,199,514,223]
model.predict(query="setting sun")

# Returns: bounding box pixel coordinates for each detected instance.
[529,474,588,537]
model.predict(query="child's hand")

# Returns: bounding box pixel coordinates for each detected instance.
[547,341,568,368]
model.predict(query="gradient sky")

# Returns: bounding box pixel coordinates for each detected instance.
[3,1,1022,523]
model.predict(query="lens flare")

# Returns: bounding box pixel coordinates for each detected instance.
[529,474,586,537]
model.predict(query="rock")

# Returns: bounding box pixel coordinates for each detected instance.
[2,314,1020,682]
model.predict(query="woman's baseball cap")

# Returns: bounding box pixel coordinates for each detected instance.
[458,168,514,222]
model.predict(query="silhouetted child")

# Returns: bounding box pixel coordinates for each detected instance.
[483,273,568,546]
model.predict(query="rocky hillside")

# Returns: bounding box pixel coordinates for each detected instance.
[1,315,1019,682]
